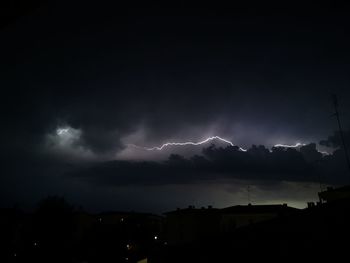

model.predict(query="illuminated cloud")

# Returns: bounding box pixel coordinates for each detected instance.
[53,127,81,146]
[44,126,95,160]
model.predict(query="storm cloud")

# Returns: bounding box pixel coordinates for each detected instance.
[73,143,350,187]
[2,1,350,211]
[2,1,350,159]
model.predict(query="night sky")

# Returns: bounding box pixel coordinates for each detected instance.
[1,1,350,212]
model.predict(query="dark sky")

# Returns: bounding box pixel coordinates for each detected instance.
[1,1,350,212]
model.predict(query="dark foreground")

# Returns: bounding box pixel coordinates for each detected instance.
[1,194,350,262]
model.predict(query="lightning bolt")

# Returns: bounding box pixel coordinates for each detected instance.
[273,143,330,155]
[273,143,306,148]
[129,136,247,152]
[130,138,330,155]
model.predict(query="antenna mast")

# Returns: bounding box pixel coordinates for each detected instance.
[331,94,350,173]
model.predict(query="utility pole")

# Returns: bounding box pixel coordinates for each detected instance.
[331,94,350,173]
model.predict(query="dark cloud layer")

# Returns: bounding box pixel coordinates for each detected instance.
[73,143,350,187]
[320,130,350,149]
